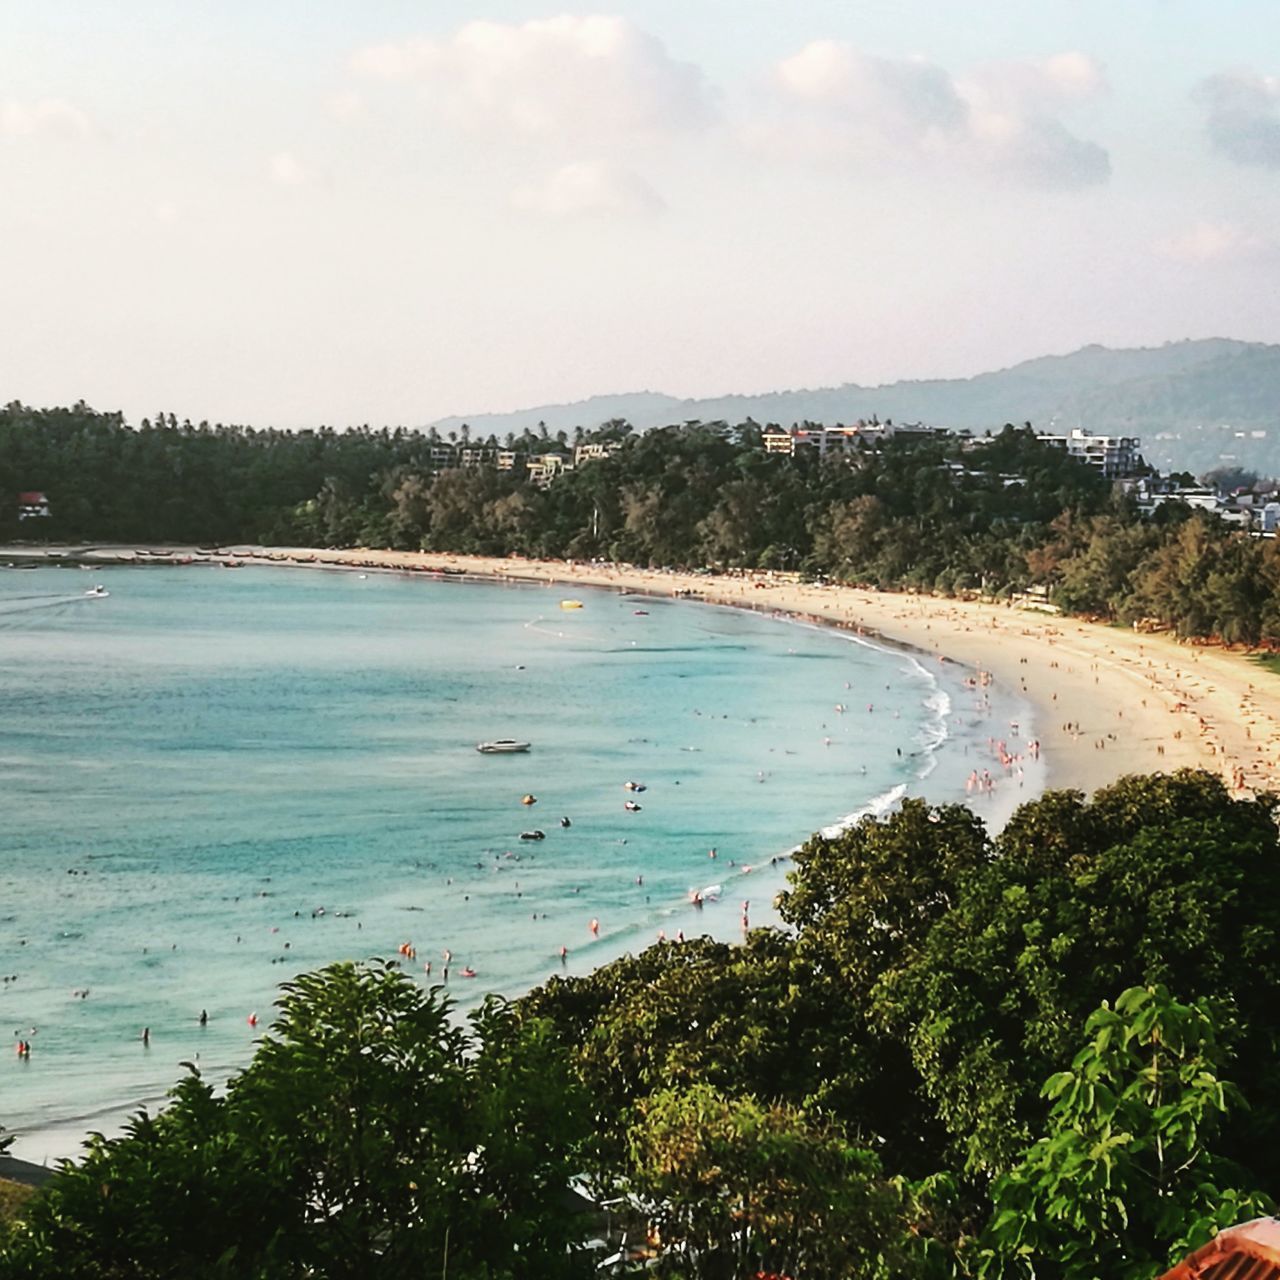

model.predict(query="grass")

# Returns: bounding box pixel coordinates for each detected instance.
[1251,653,1280,678]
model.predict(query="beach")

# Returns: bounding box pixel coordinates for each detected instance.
[9,542,1279,799]
[2,544,1273,1163]
[231,546,1280,800]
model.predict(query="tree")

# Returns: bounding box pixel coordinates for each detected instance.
[980,985,1272,1280]
[628,1083,910,1280]
[1,963,592,1279]
[875,773,1280,1180]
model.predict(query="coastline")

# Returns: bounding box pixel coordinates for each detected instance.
[5,542,1261,1166]
[7,541,1278,798]
[231,546,1280,799]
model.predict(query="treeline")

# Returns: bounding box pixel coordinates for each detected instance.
[3,771,1277,1276]
[4,402,1280,644]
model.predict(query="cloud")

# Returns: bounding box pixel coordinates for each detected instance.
[1154,220,1271,264]
[269,151,307,187]
[1194,69,1280,167]
[0,98,92,139]
[511,161,664,218]
[775,42,967,147]
[350,15,715,142]
[327,89,367,123]
[764,42,1109,188]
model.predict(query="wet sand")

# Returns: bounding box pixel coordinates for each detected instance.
[9,543,1279,797]
[252,548,1280,799]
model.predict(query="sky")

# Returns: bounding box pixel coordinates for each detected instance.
[3,0,1280,428]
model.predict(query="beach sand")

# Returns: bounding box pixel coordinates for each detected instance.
[10,541,1279,797]
[232,547,1280,800]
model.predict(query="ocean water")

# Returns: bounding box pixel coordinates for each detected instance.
[0,565,1039,1160]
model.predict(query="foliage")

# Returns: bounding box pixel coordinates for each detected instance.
[6,774,1280,1276]
[875,772,1280,1180]
[0,962,591,1279]
[627,1083,908,1279]
[5,404,1280,643]
[979,985,1272,1280]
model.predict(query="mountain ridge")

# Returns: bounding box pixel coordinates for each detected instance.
[429,338,1280,475]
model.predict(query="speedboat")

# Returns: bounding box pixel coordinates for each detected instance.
[84,585,109,598]
[519,830,546,841]
[476,740,531,753]
[623,781,647,792]
[559,600,583,610]
[623,800,642,812]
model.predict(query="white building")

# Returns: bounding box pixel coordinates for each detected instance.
[1036,429,1142,479]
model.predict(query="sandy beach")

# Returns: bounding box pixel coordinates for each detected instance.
[9,542,1280,799]
[235,547,1280,800]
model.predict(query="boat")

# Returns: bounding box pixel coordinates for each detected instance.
[521,794,538,806]
[623,781,647,792]
[633,609,649,616]
[519,830,546,841]
[559,599,583,610]
[560,816,572,828]
[476,740,531,754]
[623,800,642,812]
[84,585,109,598]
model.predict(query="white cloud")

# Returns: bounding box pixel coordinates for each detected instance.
[1154,221,1271,264]
[269,151,307,187]
[350,15,715,142]
[512,161,664,218]
[0,98,92,139]
[764,42,1109,188]
[327,89,367,123]
[775,42,967,146]
[1194,69,1280,167]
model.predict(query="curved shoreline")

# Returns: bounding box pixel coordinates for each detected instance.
[10,540,1279,796]
[7,541,1277,796]
[238,546,1279,798]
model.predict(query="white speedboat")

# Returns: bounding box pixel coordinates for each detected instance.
[476,740,531,754]
[84,585,109,598]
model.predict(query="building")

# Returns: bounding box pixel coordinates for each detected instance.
[429,443,457,470]
[496,450,525,473]
[1037,429,1143,479]
[573,442,619,468]
[458,446,496,468]
[526,452,571,487]
[16,491,50,520]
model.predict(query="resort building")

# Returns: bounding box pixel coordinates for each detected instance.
[1036,429,1143,479]
[526,452,571,487]
[16,490,51,520]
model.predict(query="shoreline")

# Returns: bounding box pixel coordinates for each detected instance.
[4,543,1251,1165]
[7,541,1278,797]
[0,548,1038,1167]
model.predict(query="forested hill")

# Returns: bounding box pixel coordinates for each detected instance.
[4,405,1280,646]
[430,338,1280,477]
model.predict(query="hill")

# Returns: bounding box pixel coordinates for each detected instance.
[430,339,1280,477]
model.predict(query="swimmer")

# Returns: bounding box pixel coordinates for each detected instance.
[199,1009,208,1026]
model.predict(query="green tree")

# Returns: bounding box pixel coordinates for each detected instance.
[980,986,1271,1280]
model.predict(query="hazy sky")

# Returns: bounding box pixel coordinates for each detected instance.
[3,1,1280,427]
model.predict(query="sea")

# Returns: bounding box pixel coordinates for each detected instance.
[0,564,1041,1161]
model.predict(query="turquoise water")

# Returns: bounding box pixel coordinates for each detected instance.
[0,565,1037,1159]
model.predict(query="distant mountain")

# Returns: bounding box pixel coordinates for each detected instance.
[430,339,1280,477]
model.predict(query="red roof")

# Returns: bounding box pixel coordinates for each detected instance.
[1159,1219,1280,1280]
[17,491,47,504]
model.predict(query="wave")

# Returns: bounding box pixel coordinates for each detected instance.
[817,782,910,841]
